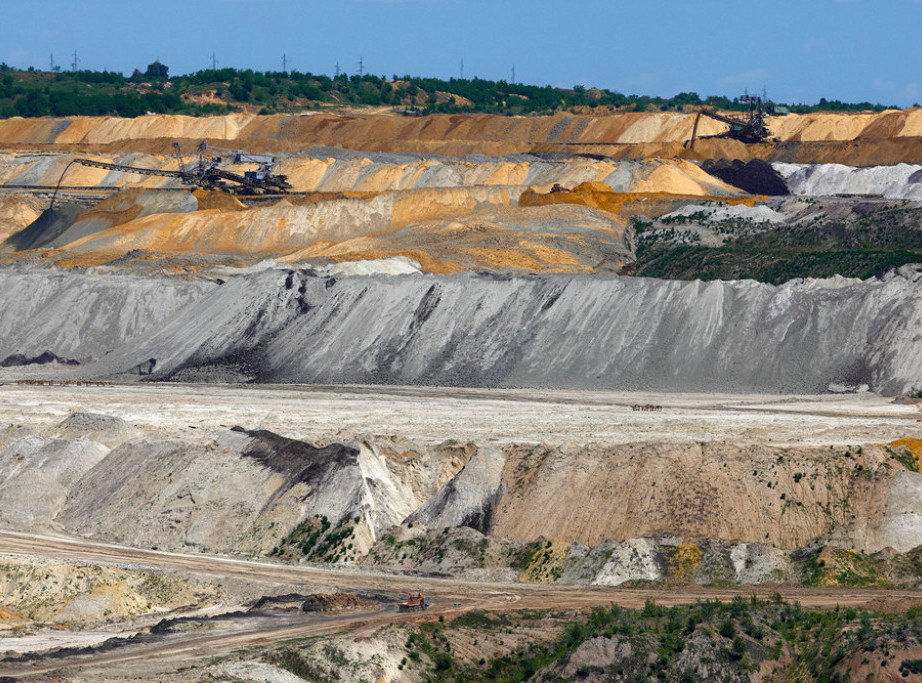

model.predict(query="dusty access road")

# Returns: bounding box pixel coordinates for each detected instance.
[1,529,920,679]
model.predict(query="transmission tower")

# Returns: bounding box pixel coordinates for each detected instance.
[335,62,340,77]
[357,56,364,77]
[460,58,464,79]
[71,50,78,72]
[511,64,516,83]
[282,53,288,72]
[210,52,217,70]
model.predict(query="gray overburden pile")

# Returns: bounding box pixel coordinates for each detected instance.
[3,264,921,394]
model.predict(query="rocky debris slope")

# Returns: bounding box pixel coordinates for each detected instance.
[0,266,214,365]
[50,265,922,395]
[487,441,920,553]
[0,151,740,196]
[0,413,468,556]
[4,189,634,274]
[0,423,109,531]
[58,429,466,556]
[5,188,198,252]
[365,440,922,585]
[5,154,739,273]
[0,192,44,243]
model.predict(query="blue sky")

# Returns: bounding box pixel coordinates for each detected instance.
[1,0,920,106]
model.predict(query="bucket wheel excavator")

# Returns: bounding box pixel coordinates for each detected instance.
[50,142,292,208]
[684,93,780,149]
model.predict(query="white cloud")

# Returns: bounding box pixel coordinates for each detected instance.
[626,72,658,87]
[717,69,769,87]
[803,37,821,53]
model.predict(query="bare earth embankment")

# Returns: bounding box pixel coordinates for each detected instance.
[2,108,922,679]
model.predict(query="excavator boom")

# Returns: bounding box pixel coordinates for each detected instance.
[50,142,292,207]
[684,95,778,149]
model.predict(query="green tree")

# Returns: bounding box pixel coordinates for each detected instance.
[144,60,168,80]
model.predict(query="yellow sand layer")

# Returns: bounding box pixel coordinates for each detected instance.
[2,110,920,155]
[890,438,922,471]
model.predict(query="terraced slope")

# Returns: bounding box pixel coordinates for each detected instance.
[1,154,742,273]
[1,110,921,163]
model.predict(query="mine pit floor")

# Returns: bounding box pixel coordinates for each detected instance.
[0,382,915,447]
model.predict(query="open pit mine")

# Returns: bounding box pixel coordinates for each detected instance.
[2,108,922,681]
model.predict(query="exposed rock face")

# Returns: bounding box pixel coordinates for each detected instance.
[876,472,922,552]
[0,414,470,556]
[52,265,922,395]
[491,441,918,553]
[406,445,506,533]
[56,428,464,555]
[4,412,922,583]
[592,539,666,586]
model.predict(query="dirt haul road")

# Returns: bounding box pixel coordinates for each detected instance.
[1,530,920,678]
[0,383,918,447]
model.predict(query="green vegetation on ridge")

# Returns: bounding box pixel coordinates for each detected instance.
[0,61,903,118]
[631,200,922,284]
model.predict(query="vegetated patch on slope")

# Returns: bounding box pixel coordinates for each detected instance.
[266,596,922,682]
[0,556,223,628]
[270,512,364,564]
[633,244,922,284]
[631,198,922,283]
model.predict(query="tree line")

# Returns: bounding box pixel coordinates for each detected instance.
[0,61,902,118]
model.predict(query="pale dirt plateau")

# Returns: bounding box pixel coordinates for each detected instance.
[2,384,917,450]
[3,109,922,163]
